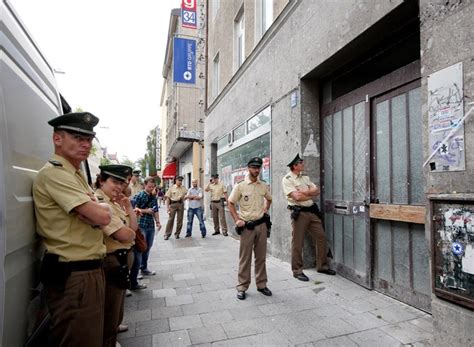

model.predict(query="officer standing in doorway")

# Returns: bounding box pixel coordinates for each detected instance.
[33,112,112,346]
[282,153,336,281]
[205,174,229,236]
[228,157,272,300]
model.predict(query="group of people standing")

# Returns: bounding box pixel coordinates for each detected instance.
[32,111,335,346]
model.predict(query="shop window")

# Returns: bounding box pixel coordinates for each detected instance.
[233,123,246,142]
[247,106,270,134]
[217,133,270,194]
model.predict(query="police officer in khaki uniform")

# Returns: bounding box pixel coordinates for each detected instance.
[282,153,336,282]
[228,157,272,300]
[33,112,112,347]
[129,169,143,197]
[164,176,188,239]
[94,165,136,347]
[205,174,229,236]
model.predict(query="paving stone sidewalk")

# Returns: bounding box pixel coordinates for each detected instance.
[119,208,433,346]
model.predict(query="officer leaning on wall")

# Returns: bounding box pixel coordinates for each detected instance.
[282,153,336,282]
[228,157,273,300]
[33,112,112,347]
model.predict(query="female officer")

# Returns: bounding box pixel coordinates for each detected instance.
[94,165,136,347]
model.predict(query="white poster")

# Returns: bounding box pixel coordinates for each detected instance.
[427,62,465,171]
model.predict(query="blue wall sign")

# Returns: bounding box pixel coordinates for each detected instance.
[173,38,196,84]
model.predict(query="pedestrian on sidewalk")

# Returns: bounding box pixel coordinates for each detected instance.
[94,165,136,347]
[184,179,207,238]
[133,177,161,278]
[205,174,228,236]
[164,176,188,240]
[33,112,111,346]
[282,153,336,282]
[228,157,273,300]
[129,169,143,198]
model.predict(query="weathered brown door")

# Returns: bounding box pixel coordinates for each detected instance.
[323,100,372,288]
[322,63,431,311]
[371,81,431,311]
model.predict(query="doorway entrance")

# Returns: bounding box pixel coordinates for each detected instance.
[321,63,431,311]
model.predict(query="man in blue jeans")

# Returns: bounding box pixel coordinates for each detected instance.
[185,179,207,238]
[132,177,161,287]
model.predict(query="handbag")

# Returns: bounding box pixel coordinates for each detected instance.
[134,228,147,253]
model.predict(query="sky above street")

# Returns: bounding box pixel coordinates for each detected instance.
[12,0,181,162]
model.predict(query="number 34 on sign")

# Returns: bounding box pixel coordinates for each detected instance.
[182,0,197,29]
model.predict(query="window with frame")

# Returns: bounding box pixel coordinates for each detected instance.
[234,9,245,69]
[213,52,220,98]
[212,0,220,19]
[233,123,246,142]
[255,0,273,40]
[247,106,270,134]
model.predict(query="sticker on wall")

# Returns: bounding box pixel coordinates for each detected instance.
[452,242,464,256]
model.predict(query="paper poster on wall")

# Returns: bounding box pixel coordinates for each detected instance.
[427,62,465,171]
[432,200,474,309]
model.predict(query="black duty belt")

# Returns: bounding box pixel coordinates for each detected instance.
[288,204,318,213]
[170,200,183,204]
[211,200,221,203]
[235,214,271,235]
[68,259,103,272]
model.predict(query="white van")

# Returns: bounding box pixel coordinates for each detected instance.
[1,0,65,345]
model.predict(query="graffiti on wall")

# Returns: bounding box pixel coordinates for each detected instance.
[427,62,465,171]
[433,201,474,308]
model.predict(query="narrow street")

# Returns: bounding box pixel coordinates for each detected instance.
[118,208,433,346]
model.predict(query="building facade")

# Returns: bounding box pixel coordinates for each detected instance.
[205,0,474,343]
[161,3,206,189]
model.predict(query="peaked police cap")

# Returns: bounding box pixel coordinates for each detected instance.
[48,112,99,136]
[247,157,263,167]
[287,153,303,167]
[99,165,133,182]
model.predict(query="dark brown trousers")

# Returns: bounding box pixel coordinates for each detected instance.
[237,223,268,291]
[165,202,184,237]
[45,268,105,347]
[211,201,228,233]
[103,251,134,347]
[291,211,329,274]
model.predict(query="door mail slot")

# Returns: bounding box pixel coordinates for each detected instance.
[334,204,349,214]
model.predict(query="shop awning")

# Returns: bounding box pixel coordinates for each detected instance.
[162,162,177,179]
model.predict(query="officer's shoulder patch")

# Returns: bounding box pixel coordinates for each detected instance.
[96,195,104,201]
[285,175,291,179]
[48,159,63,167]
[260,179,267,183]
[236,180,244,185]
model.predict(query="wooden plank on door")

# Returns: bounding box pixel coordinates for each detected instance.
[370,204,425,224]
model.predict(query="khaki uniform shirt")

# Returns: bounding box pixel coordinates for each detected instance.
[228,176,272,221]
[95,188,134,253]
[165,184,187,202]
[129,181,143,197]
[33,154,106,261]
[207,181,227,201]
[281,171,317,207]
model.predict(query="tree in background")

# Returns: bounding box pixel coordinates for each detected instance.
[145,128,157,176]
[120,157,136,169]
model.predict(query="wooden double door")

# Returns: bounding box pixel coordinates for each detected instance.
[321,63,431,311]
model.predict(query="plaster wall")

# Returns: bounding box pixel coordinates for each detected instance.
[420,1,474,344]
[205,0,403,263]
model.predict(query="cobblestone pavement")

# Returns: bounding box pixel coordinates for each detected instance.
[119,208,433,346]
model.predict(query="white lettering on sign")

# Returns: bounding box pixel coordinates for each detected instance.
[183,0,195,9]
